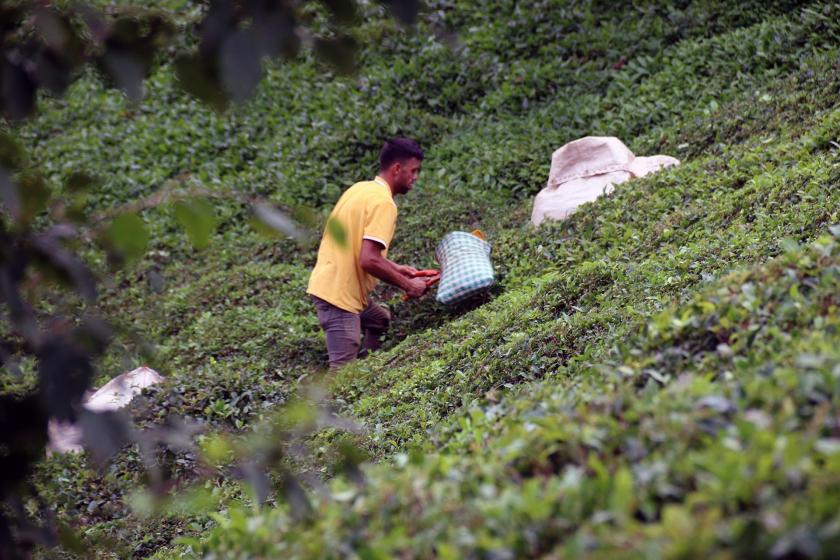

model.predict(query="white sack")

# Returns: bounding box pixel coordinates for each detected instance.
[531,136,679,226]
[85,366,164,412]
[48,366,164,454]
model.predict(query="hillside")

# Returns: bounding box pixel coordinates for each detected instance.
[12,0,840,557]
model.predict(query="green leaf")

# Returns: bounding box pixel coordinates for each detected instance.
[201,434,233,467]
[105,212,148,262]
[609,466,635,518]
[779,237,799,253]
[165,486,220,517]
[663,505,694,539]
[327,216,347,249]
[174,198,216,249]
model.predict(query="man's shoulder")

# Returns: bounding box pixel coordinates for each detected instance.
[344,181,395,206]
[340,180,374,198]
[348,179,376,189]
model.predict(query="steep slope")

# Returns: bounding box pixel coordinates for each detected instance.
[12,0,840,557]
[186,5,840,559]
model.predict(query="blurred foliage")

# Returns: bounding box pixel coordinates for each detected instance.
[0,0,419,557]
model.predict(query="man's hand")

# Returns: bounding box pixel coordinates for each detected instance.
[395,264,419,277]
[404,277,429,299]
[359,240,436,299]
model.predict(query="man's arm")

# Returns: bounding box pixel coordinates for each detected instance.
[359,240,427,298]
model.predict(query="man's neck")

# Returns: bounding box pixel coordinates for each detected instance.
[376,173,397,197]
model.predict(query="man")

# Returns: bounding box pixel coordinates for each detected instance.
[307,138,430,369]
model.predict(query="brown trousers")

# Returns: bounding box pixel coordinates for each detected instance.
[311,296,391,369]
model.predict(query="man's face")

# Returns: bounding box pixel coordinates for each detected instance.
[392,157,422,195]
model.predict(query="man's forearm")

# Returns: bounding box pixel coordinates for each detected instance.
[362,254,413,291]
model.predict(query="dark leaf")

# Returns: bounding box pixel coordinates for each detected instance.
[0,5,24,36]
[155,416,203,451]
[322,0,359,25]
[239,462,270,504]
[65,171,101,194]
[197,0,237,58]
[0,514,16,560]
[174,198,217,249]
[30,231,97,302]
[12,514,58,552]
[0,338,22,377]
[32,8,70,51]
[314,35,358,75]
[0,60,36,120]
[63,172,96,222]
[252,7,299,59]
[79,409,135,467]
[175,52,229,112]
[77,4,108,44]
[0,395,48,496]
[381,0,420,25]
[37,335,94,422]
[147,266,165,294]
[34,49,73,96]
[0,131,27,171]
[100,49,145,102]
[17,173,50,226]
[109,15,145,45]
[0,250,39,343]
[42,223,78,240]
[75,316,112,356]
[107,13,174,65]
[278,472,313,521]
[220,30,262,103]
[0,167,21,221]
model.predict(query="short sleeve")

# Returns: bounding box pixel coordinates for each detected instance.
[363,200,397,249]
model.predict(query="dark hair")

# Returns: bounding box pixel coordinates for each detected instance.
[379,137,424,170]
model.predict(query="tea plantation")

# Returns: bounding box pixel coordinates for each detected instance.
[11,0,840,557]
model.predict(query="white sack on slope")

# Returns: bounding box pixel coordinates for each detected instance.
[48,366,164,454]
[85,366,163,412]
[531,136,679,226]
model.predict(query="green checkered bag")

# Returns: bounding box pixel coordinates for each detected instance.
[435,231,495,305]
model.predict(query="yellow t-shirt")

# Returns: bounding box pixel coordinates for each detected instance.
[307,176,398,313]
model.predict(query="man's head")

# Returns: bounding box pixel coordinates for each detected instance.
[378,137,423,196]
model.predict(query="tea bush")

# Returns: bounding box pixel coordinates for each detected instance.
[11,0,840,557]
